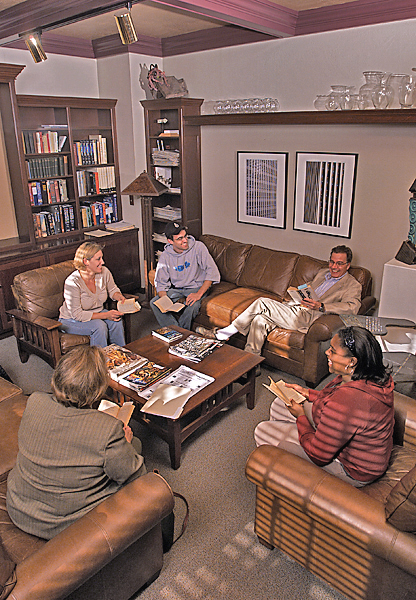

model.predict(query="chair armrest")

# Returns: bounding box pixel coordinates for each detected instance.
[246,445,416,577]
[393,391,416,451]
[359,295,376,315]
[305,313,343,343]
[13,472,174,600]
[7,309,61,331]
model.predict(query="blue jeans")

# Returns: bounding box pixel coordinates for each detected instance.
[150,287,206,331]
[59,311,125,348]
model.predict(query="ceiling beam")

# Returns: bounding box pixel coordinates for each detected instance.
[152,0,298,37]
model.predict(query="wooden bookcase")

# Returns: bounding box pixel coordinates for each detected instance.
[140,98,203,282]
[16,94,122,243]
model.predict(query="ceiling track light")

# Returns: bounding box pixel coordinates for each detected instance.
[24,32,47,63]
[115,2,138,45]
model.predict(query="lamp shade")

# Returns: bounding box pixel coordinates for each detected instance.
[122,171,169,196]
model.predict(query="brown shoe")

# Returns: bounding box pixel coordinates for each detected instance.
[195,325,219,340]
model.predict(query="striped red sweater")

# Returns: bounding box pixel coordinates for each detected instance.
[297,375,394,482]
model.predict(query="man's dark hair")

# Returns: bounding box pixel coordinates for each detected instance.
[331,245,352,264]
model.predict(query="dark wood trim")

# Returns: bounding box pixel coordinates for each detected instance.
[16,94,117,109]
[93,33,162,58]
[185,109,416,127]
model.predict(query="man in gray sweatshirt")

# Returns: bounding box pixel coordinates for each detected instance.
[150,222,220,330]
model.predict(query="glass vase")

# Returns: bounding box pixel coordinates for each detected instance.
[359,71,384,109]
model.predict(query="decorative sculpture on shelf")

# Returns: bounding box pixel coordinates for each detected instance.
[409,179,416,245]
[147,64,188,99]
[395,179,416,264]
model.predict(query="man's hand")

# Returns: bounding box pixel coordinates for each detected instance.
[185,292,202,306]
[300,298,322,311]
[123,424,133,443]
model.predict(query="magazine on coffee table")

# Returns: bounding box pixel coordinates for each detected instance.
[118,361,171,392]
[168,334,223,362]
[139,364,215,402]
[103,344,148,381]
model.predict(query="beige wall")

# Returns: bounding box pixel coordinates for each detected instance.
[0,110,18,240]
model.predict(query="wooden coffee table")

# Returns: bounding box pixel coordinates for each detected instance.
[108,327,263,469]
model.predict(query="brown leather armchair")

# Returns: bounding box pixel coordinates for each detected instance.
[8,261,136,368]
[0,384,174,600]
[245,390,416,600]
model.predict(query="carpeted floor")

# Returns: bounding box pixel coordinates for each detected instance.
[0,308,348,600]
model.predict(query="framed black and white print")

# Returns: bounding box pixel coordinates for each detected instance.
[237,152,287,228]
[294,152,358,238]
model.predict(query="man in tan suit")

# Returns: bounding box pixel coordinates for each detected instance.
[197,245,361,355]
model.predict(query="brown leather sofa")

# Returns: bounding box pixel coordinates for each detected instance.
[8,261,136,368]
[0,379,174,600]
[193,235,375,387]
[245,390,416,600]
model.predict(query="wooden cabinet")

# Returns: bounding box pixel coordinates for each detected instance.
[16,94,122,243]
[140,98,203,283]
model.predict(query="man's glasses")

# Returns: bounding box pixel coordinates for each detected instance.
[174,234,188,241]
[329,259,348,267]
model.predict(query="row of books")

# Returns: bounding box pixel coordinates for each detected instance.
[76,166,116,196]
[73,135,108,166]
[33,204,76,238]
[28,179,69,206]
[80,196,118,227]
[22,130,67,154]
[27,156,69,179]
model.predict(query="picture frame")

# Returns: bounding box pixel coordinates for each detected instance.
[294,152,358,238]
[237,151,287,228]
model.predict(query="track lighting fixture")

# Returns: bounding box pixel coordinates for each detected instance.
[115,2,138,45]
[24,32,47,63]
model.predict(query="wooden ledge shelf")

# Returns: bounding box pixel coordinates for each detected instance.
[185,109,416,127]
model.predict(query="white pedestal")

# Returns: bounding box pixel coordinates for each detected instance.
[378,258,416,321]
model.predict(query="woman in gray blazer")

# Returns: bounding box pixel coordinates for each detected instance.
[6,345,146,539]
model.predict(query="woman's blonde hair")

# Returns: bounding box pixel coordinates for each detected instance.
[73,241,104,271]
[51,346,109,408]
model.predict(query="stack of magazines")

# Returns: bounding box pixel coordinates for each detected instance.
[168,334,223,363]
[103,344,147,381]
[119,362,171,393]
[153,205,182,220]
[152,149,180,167]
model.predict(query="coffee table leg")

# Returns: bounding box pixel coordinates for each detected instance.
[167,419,182,469]
[246,366,256,409]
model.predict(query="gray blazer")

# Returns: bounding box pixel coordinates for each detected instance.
[7,392,144,539]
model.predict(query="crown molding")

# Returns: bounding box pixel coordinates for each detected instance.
[93,33,163,58]
[296,0,416,36]
[162,25,275,56]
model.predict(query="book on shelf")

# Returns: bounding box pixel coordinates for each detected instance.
[154,166,172,188]
[158,129,179,137]
[22,129,66,154]
[140,384,191,419]
[73,136,108,166]
[153,295,185,314]
[118,362,172,392]
[85,228,114,237]
[152,327,183,343]
[153,205,182,220]
[27,156,69,179]
[139,364,215,403]
[287,284,319,304]
[103,344,148,381]
[105,220,135,232]
[98,399,134,425]
[168,334,223,363]
[117,298,141,314]
[263,377,306,407]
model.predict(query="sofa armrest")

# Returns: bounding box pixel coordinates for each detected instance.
[7,309,61,331]
[12,472,174,600]
[246,445,416,578]
[359,295,376,315]
[393,391,416,451]
[305,313,343,343]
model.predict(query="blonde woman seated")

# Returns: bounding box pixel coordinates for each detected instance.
[255,326,394,487]
[59,241,126,347]
[6,346,146,539]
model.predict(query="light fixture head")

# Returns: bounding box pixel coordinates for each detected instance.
[115,3,138,45]
[24,32,47,63]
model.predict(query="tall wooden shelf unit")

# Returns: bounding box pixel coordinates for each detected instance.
[140,98,203,280]
[16,94,122,242]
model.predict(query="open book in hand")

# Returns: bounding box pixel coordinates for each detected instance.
[153,295,185,313]
[263,377,305,407]
[98,399,134,425]
[287,284,319,304]
[117,298,141,314]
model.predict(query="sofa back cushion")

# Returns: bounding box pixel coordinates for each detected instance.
[238,245,300,297]
[289,255,327,290]
[200,235,252,285]
[12,261,75,319]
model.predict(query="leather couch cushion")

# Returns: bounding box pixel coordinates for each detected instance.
[288,255,326,290]
[12,261,75,319]
[0,394,27,479]
[202,287,281,325]
[200,235,252,285]
[0,537,16,600]
[385,450,416,532]
[238,246,299,297]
